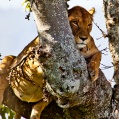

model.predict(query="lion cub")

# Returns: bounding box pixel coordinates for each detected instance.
[68,6,101,81]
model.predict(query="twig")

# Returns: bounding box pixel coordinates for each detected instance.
[108,78,115,83]
[100,47,108,52]
[25,0,34,20]
[93,22,108,38]
[100,63,113,70]
[96,36,104,40]
[100,47,109,56]
[0,53,1,60]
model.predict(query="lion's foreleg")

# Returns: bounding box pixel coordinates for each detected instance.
[30,97,52,119]
[88,51,101,81]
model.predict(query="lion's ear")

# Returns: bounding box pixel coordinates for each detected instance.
[88,7,95,15]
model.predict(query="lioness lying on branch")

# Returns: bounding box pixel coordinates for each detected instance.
[0,6,101,119]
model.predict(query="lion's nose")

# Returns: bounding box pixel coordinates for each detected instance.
[80,37,87,41]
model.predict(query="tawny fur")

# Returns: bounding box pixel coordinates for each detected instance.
[68,6,101,81]
[0,55,15,106]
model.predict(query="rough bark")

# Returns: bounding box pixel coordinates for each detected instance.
[103,0,119,117]
[3,70,112,119]
[103,0,119,84]
[31,0,89,107]
[1,0,114,119]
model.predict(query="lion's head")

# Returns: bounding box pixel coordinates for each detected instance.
[68,6,95,50]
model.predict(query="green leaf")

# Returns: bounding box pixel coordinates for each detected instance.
[0,105,15,119]
[25,2,31,12]
[22,0,30,6]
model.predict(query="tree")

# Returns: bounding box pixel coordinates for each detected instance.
[103,0,119,116]
[1,0,119,118]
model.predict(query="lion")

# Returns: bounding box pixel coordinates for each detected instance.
[68,6,101,81]
[0,38,51,119]
[0,6,101,119]
[0,55,15,106]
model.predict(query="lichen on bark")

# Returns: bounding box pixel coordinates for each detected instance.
[31,0,89,108]
[103,0,119,84]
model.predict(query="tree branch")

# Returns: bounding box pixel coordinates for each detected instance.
[30,0,89,108]
[3,70,112,119]
[103,0,119,84]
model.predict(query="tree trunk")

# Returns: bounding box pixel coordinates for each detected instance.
[103,0,119,117]
[30,0,89,107]
[2,0,114,119]
[103,0,119,84]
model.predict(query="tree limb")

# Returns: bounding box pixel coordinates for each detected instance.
[3,70,112,119]
[103,0,119,84]
[30,0,89,108]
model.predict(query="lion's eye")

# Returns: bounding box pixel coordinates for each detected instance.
[88,24,92,27]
